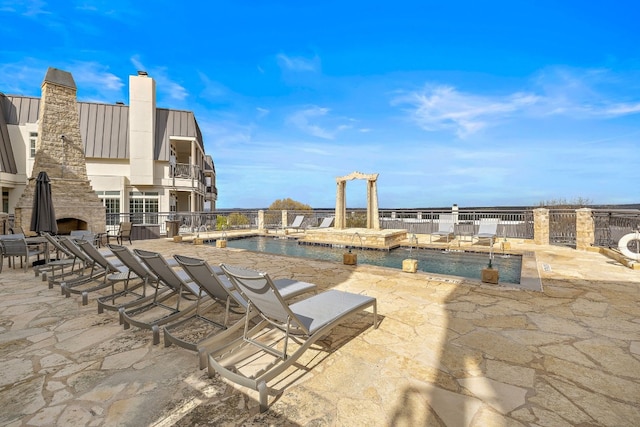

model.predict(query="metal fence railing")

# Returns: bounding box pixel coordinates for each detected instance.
[593,209,640,248]
[378,209,535,240]
[549,209,577,247]
[6,208,640,248]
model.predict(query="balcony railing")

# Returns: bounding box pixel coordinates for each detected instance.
[170,163,207,186]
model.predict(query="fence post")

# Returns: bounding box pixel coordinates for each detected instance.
[258,210,265,231]
[575,208,594,250]
[534,208,549,245]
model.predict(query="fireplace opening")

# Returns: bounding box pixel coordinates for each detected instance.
[56,218,88,235]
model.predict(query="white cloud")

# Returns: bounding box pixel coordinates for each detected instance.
[287,106,335,139]
[394,67,640,138]
[256,107,270,118]
[0,61,46,94]
[70,61,124,92]
[393,85,539,138]
[276,53,320,72]
[0,0,50,16]
[129,55,188,101]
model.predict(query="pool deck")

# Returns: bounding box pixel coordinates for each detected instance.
[1,235,640,426]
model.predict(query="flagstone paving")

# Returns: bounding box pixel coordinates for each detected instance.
[1,238,639,426]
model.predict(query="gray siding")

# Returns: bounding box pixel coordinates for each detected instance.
[1,96,206,163]
[2,95,40,124]
[0,95,18,173]
[79,102,129,158]
[155,108,204,161]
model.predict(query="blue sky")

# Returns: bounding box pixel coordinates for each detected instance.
[1,1,639,209]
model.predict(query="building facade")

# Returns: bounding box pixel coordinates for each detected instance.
[0,68,217,230]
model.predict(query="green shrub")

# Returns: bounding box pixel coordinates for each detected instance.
[227,212,250,228]
[216,215,227,230]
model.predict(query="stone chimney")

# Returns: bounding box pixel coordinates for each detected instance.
[15,67,106,234]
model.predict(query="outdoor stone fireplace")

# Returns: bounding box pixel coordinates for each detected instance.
[14,67,106,234]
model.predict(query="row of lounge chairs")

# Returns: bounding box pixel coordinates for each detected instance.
[430,216,500,244]
[37,232,378,411]
[282,215,334,232]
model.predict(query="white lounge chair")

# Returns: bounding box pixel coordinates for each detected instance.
[308,216,334,229]
[286,215,305,232]
[473,218,500,245]
[174,255,316,361]
[430,214,455,243]
[204,264,378,411]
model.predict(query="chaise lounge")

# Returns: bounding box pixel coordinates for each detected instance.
[205,264,378,411]
[174,255,317,365]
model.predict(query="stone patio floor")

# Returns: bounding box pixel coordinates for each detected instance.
[1,237,640,426]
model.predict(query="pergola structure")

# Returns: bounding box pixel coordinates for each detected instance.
[335,171,380,230]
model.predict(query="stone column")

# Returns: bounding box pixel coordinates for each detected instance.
[281,210,288,229]
[575,208,594,251]
[335,180,346,229]
[368,179,380,229]
[533,208,549,245]
[258,210,265,231]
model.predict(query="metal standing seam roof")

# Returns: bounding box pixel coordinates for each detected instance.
[0,95,206,163]
[0,99,17,173]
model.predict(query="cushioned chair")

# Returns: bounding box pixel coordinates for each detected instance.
[205,264,377,412]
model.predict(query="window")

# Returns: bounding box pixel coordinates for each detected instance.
[29,132,37,158]
[96,191,121,226]
[129,191,159,224]
[2,191,8,213]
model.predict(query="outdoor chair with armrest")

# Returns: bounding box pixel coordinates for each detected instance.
[107,222,132,245]
[174,255,317,365]
[206,263,377,412]
[0,234,44,272]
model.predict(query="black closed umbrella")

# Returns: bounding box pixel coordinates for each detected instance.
[31,171,58,234]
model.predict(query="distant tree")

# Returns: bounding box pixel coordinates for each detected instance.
[268,198,312,211]
[538,197,593,208]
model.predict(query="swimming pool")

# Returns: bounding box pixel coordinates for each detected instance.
[222,236,522,283]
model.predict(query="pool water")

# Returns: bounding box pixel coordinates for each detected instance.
[223,236,522,284]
